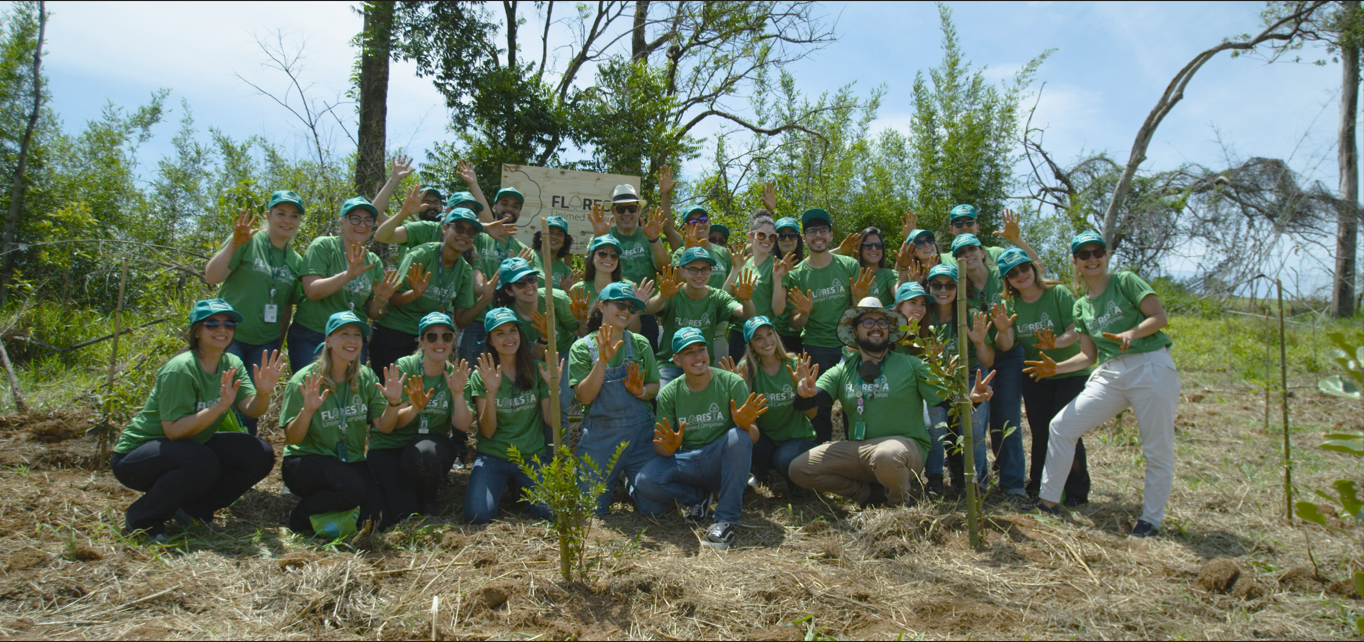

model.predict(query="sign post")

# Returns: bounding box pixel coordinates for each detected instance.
[499,164,640,254]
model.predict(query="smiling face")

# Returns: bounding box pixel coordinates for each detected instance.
[681,260,712,290]
[952,218,980,237]
[749,325,778,358]
[592,247,619,276]
[327,325,365,365]
[489,322,521,358]
[1073,243,1108,278]
[854,311,891,352]
[548,228,566,253]
[956,245,984,270]
[598,299,634,328]
[896,297,928,323]
[673,342,711,376]
[340,210,376,245]
[507,274,539,306]
[777,229,800,254]
[612,202,640,232]
[912,236,937,261]
[420,192,444,216]
[493,196,522,224]
[268,204,302,239]
[860,232,883,268]
[1006,263,1037,292]
[420,325,455,361]
[803,223,831,253]
[443,220,478,255]
[194,313,236,353]
[749,221,776,255]
[929,276,957,307]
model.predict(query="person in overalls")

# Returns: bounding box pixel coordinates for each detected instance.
[567,281,669,516]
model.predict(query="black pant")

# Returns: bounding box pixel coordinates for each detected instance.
[639,314,660,353]
[369,325,418,379]
[368,434,457,528]
[802,344,845,443]
[110,432,275,535]
[1021,375,1090,501]
[281,455,384,534]
[728,327,748,363]
[780,333,803,355]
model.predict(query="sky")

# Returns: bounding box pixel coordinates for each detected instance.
[39,0,1348,286]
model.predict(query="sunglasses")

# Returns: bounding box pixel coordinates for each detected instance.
[861,242,884,251]
[752,231,776,242]
[778,232,801,241]
[449,222,479,237]
[613,205,638,214]
[609,300,639,314]
[858,317,890,330]
[345,214,377,227]
[688,215,710,225]
[202,319,238,330]
[512,276,539,289]
[682,265,713,276]
[1074,248,1107,261]
[929,280,957,292]
[913,237,936,248]
[595,250,620,260]
[424,331,455,344]
[1005,265,1031,281]
[951,219,976,229]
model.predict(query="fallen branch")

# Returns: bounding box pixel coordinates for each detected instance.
[5,318,171,354]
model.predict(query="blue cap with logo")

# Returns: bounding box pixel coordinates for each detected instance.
[670,326,708,359]
[188,299,243,326]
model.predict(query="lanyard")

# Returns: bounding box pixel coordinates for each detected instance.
[335,383,351,462]
[265,241,288,300]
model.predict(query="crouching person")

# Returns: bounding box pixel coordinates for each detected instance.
[789,297,993,507]
[112,299,280,540]
[636,327,768,550]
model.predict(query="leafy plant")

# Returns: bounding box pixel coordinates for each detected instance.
[1318,332,1364,401]
[510,442,624,582]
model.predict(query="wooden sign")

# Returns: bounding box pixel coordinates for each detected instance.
[499,164,640,255]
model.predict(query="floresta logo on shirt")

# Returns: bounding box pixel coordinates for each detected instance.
[319,396,368,427]
[620,244,648,264]
[250,258,295,285]
[1016,312,1053,339]
[842,375,889,401]
[344,275,374,297]
[682,402,727,431]
[1089,301,1126,334]
[496,388,538,412]
[811,280,846,304]
[765,384,796,408]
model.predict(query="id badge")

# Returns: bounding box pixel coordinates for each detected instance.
[263,304,278,323]
[335,439,349,463]
[853,421,867,441]
[418,416,429,435]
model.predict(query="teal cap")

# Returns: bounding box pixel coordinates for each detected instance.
[775,217,800,232]
[742,315,775,343]
[892,282,928,305]
[445,191,482,212]
[324,311,371,339]
[800,208,831,231]
[588,235,622,255]
[599,281,645,311]
[494,186,524,206]
[545,215,569,233]
[927,264,959,282]
[949,204,978,223]
[678,246,716,267]
[906,228,934,245]
[267,190,305,215]
[996,248,1032,276]
[338,196,378,220]
[188,298,243,327]
[680,205,709,222]
[421,186,445,202]
[443,207,483,233]
[950,233,983,256]
[1070,230,1107,254]
[498,257,538,286]
[417,312,455,337]
[483,307,523,335]
[670,326,708,358]
[710,223,730,239]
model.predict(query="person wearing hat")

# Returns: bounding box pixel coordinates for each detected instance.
[369,207,484,376]
[464,308,554,524]
[895,228,940,286]
[1026,231,1177,538]
[529,215,576,289]
[644,246,756,388]
[842,225,898,305]
[669,205,734,289]
[569,235,628,329]
[636,327,768,550]
[789,297,993,507]
[589,182,670,350]
[990,248,1091,505]
[455,186,534,367]
[708,223,730,246]
[568,281,667,516]
[492,257,584,361]
[772,216,805,353]
[771,207,876,443]
[890,281,933,356]
[727,213,799,361]
[111,299,282,540]
[923,263,995,498]
[291,195,401,372]
[374,187,485,255]
[203,191,305,435]
[368,312,476,524]
[721,316,816,490]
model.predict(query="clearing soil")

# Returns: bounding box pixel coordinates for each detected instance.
[0,373,1359,640]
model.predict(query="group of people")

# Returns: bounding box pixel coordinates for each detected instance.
[111,157,1181,548]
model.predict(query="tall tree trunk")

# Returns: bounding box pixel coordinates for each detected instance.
[1,1,46,306]
[632,0,650,61]
[355,1,394,199]
[1334,0,1360,319]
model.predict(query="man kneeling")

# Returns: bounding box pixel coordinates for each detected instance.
[789,297,993,506]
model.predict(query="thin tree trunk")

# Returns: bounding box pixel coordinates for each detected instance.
[0,1,47,306]
[632,0,650,61]
[1334,2,1360,319]
[354,1,393,199]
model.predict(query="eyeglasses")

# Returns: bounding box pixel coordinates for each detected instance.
[778,232,801,241]
[202,319,238,330]
[929,280,957,292]
[860,242,884,251]
[951,219,976,229]
[614,205,638,215]
[913,237,936,248]
[804,226,831,237]
[424,331,455,344]
[1074,247,1107,261]
[512,276,539,289]
[682,265,713,276]
[752,231,776,243]
[609,300,639,314]
[858,317,890,330]
[345,214,377,227]
[595,250,620,260]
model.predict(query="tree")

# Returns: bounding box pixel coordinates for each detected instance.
[354,1,394,199]
[0,0,43,305]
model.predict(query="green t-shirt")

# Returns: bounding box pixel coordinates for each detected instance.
[378,242,476,335]
[747,356,815,442]
[671,243,733,290]
[115,351,255,454]
[529,254,573,289]
[295,235,384,334]
[473,232,528,278]
[870,267,898,306]
[815,351,944,455]
[218,231,303,345]
[280,362,385,462]
[511,289,581,356]
[467,367,549,462]
[783,253,860,348]
[403,220,443,248]
[611,225,657,286]
[566,331,660,414]
[656,368,750,451]
[928,308,992,368]
[369,354,463,450]
[1006,285,1091,379]
[939,244,1006,269]
[1073,271,1172,365]
[568,280,600,313]
[657,286,742,361]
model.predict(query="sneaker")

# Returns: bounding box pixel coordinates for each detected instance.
[1062,495,1088,508]
[1130,520,1159,538]
[1029,498,1062,516]
[925,474,944,500]
[747,473,762,490]
[684,495,711,524]
[173,510,218,532]
[859,484,888,509]
[701,522,737,550]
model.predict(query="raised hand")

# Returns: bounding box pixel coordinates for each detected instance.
[444,359,471,395]
[850,267,876,301]
[301,372,330,413]
[657,264,680,297]
[231,210,258,247]
[1022,353,1057,381]
[732,268,756,301]
[484,219,514,241]
[624,362,647,397]
[989,302,1016,333]
[1102,331,1134,352]
[406,263,431,298]
[589,202,611,236]
[642,207,665,239]
[404,376,433,412]
[344,242,375,279]
[682,221,705,249]
[569,287,592,322]
[967,310,991,344]
[634,278,656,303]
[1033,328,1058,351]
[762,181,777,212]
[399,185,425,216]
[517,246,535,262]
[788,287,814,317]
[836,232,863,256]
[787,356,821,397]
[561,269,580,291]
[456,159,478,187]
[538,358,561,386]
[476,352,502,395]
[969,369,996,404]
[900,210,918,238]
[993,208,1021,243]
[480,272,502,300]
[729,242,750,270]
[378,364,406,405]
[895,241,917,272]
[375,268,402,302]
[216,367,242,411]
[717,355,742,377]
[731,392,769,430]
[772,253,796,281]
[530,310,550,339]
[252,349,287,393]
[595,324,622,363]
[390,154,414,182]
[658,164,675,196]
[653,418,685,456]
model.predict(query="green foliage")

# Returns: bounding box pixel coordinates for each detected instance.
[509,442,625,582]
[1318,332,1364,401]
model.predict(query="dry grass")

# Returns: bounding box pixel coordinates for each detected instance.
[0,371,1360,640]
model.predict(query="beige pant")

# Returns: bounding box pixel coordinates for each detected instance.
[788,436,925,505]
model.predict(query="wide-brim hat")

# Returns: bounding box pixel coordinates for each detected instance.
[837,296,907,349]
[610,184,648,210]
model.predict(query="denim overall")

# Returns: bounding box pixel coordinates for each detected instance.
[575,332,667,515]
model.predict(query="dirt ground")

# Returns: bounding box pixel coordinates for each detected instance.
[0,372,1359,640]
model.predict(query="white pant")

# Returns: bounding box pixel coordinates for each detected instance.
[1040,348,1180,526]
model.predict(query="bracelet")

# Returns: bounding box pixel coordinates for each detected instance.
[648,237,660,243]
[386,399,402,407]
[536,338,549,345]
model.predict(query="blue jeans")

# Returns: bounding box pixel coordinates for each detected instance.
[802,345,846,443]
[658,364,683,390]
[458,322,486,366]
[927,401,989,485]
[636,427,753,525]
[464,454,549,525]
[990,345,1027,495]
[288,323,368,375]
[752,434,817,484]
[225,338,281,436]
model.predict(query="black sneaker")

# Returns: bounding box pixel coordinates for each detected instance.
[859,484,888,509]
[1130,520,1159,538]
[1029,498,1062,516]
[1062,495,1088,508]
[684,496,711,524]
[926,474,944,500]
[702,522,737,550]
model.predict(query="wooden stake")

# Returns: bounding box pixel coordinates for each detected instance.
[540,218,570,581]
[97,254,130,460]
[957,268,980,548]
[1277,279,1292,522]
